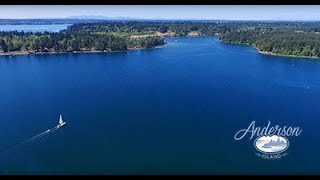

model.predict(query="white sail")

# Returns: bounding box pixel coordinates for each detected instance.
[59,114,63,124]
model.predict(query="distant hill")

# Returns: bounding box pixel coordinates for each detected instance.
[0,18,306,26]
[0,17,158,25]
[66,15,139,20]
[0,19,108,25]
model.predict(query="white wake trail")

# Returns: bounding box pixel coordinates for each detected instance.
[21,127,58,144]
[0,126,59,153]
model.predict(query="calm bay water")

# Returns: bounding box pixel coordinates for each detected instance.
[0,37,320,174]
[0,24,71,32]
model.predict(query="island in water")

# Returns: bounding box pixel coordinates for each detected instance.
[1,21,320,58]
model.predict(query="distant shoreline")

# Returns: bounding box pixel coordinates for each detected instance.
[2,36,319,60]
[256,48,320,59]
[219,39,320,60]
[0,51,116,57]
[0,45,165,57]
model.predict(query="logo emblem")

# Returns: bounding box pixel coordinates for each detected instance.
[234,121,301,160]
[254,135,289,154]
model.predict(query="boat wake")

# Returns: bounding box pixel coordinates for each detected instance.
[0,115,66,154]
[20,126,59,145]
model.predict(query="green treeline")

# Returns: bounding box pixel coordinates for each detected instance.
[2,21,320,57]
[0,31,165,53]
[63,21,231,36]
[65,21,320,57]
[218,22,320,57]
[219,30,320,57]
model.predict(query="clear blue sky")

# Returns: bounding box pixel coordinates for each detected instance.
[0,5,320,20]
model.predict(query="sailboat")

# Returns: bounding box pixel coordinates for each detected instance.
[57,114,66,128]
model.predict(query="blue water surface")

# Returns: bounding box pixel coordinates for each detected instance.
[0,24,71,32]
[0,37,319,174]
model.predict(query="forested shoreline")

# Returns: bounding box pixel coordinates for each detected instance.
[0,30,166,55]
[1,21,320,58]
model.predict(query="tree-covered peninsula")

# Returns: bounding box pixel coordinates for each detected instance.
[50,21,320,58]
[2,21,320,58]
[218,22,320,58]
[0,28,166,55]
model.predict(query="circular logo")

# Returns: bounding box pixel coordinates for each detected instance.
[254,135,289,154]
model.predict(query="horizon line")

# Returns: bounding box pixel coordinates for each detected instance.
[1,18,320,21]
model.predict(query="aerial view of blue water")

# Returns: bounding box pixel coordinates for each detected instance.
[0,37,319,174]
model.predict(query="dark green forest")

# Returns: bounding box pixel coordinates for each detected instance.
[1,21,320,57]
[0,31,165,53]
[218,22,320,57]
[63,21,231,36]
